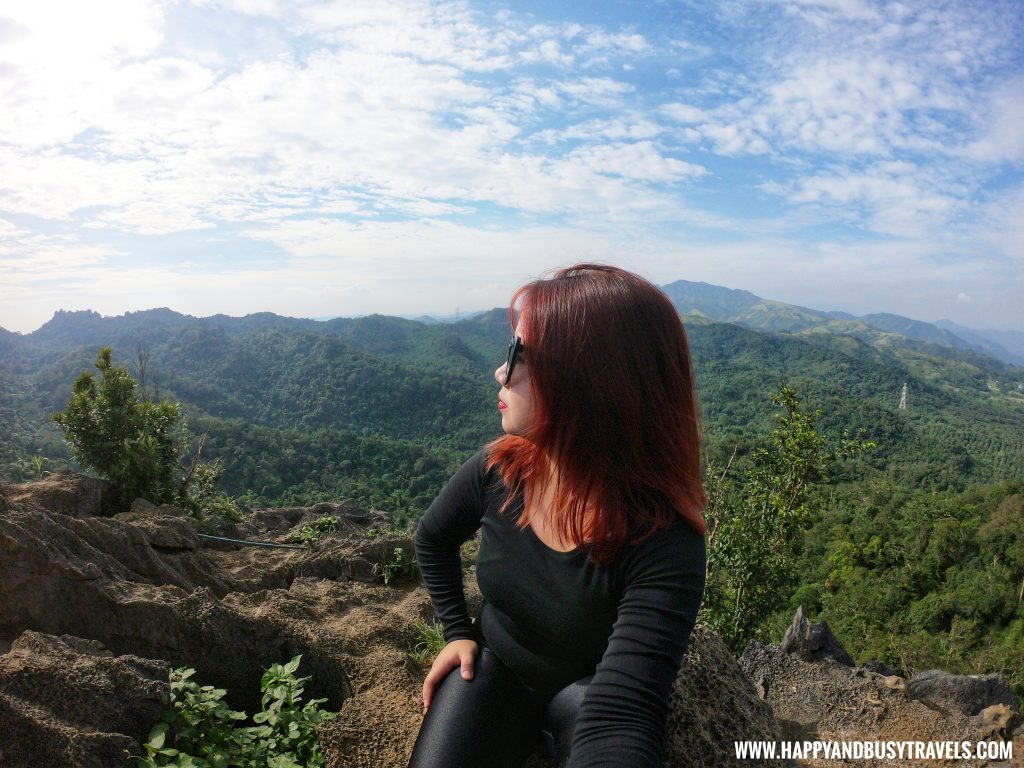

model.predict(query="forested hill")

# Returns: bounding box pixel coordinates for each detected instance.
[2,305,1023,511]
[4,304,1024,691]
[662,279,1024,365]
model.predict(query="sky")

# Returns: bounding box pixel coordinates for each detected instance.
[1,0,1022,334]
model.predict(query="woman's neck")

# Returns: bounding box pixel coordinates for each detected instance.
[522,458,595,552]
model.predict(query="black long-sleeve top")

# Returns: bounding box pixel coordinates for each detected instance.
[414,450,707,768]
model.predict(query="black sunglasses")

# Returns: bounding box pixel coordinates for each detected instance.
[503,334,525,386]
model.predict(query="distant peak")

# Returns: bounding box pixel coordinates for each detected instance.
[38,309,103,329]
[659,279,764,322]
[52,309,101,319]
[125,307,190,320]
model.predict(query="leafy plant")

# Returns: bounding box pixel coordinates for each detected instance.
[247,657,333,766]
[141,667,245,767]
[407,619,445,667]
[363,524,404,539]
[138,655,334,768]
[290,515,344,543]
[372,546,419,586]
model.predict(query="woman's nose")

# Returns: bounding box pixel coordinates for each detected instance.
[494,363,507,384]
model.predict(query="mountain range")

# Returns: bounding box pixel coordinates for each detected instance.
[658,280,1024,366]
[5,278,1022,367]
[2,276,1022,504]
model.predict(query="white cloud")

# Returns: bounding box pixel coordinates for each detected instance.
[0,1,167,149]
[685,1,1013,164]
[555,77,634,107]
[0,225,118,300]
[662,103,707,124]
[564,141,705,183]
[783,0,883,24]
[966,77,1024,164]
[0,0,678,237]
[533,116,664,145]
[698,122,771,156]
[88,202,217,235]
[783,163,960,237]
[972,185,1024,264]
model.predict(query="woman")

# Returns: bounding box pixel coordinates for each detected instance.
[410,264,707,768]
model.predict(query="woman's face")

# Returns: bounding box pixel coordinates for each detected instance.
[494,322,536,437]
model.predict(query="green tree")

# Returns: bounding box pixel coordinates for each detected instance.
[54,348,180,511]
[701,385,875,653]
[53,347,237,520]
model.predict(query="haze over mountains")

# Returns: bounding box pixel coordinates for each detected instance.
[6,279,1022,368]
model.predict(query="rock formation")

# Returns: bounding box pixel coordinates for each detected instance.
[740,609,1022,767]
[0,632,168,768]
[906,669,1020,718]
[0,473,785,767]
[779,605,855,666]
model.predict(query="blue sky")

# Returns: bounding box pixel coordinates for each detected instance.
[1,0,1022,333]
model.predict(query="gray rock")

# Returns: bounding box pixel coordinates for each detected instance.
[662,625,792,767]
[740,637,1023,762]
[0,631,169,768]
[2,471,106,518]
[779,606,855,666]
[862,659,896,676]
[906,669,1020,717]
[129,497,158,515]
[123,499,188,519]
[135,515,199,551]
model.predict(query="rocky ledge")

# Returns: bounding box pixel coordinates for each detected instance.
[0,473,1020,767]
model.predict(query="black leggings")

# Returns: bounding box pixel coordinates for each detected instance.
[408,647,592,768]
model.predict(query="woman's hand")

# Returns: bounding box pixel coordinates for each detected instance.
[422,638,478,713]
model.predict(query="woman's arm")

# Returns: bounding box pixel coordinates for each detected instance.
[567,523,707,768]
[414,450,488,643]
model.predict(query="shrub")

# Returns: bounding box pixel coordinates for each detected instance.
[53,347,237,520]
[701,385,875,653]
[372,546,419,585]
[290,515,344,543]
[54,348,180,511]
[139,655,334,768]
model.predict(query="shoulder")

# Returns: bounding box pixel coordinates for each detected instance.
[449,447,490,487]
[440,445,518,501]
[618,517,707,582]
[476,446,514,496]
[416,448,495,539]
[434,446,515,507]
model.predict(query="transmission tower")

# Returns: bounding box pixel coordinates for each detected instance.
[898,382,907,410]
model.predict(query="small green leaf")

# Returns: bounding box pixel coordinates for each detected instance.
[147,723,169,749]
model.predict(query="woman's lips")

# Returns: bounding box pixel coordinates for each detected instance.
[498,399,507,411]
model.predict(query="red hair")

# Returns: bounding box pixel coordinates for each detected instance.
[486,263,707,564]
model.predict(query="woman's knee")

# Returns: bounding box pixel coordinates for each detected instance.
[408,648,543,768]
[541,674,593,767]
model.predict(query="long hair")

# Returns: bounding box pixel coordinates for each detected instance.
[486,263,707,564]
